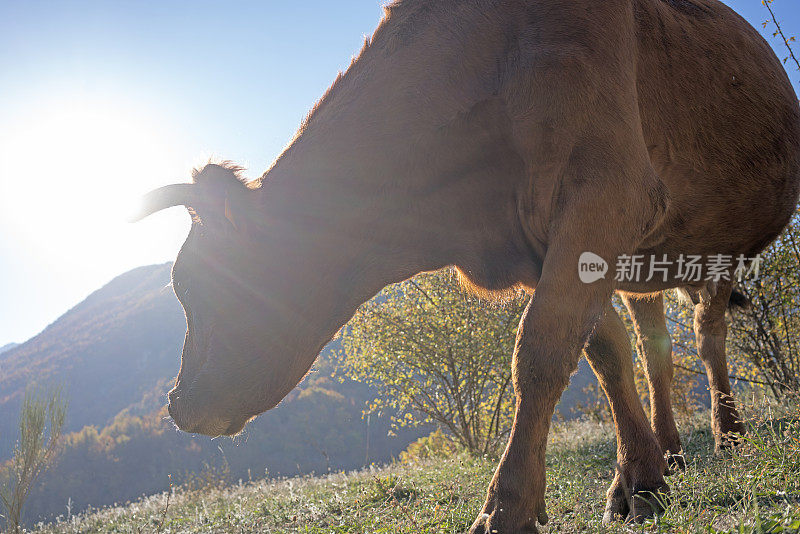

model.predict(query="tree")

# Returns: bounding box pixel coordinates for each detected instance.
[337,269,526,455]
[762,0,799,74]
[726,209,800,395]
[0,387,67,532]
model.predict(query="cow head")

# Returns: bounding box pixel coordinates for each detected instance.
[132,163,356,436]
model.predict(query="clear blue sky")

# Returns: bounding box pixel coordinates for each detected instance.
[0,0,798,345]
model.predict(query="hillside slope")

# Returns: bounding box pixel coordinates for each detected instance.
[0,342,19,355]
[0,262,596,457]
[0,262,597,526]
[0,263,185,457]
[33,399,800,533]
[0,264,425,526]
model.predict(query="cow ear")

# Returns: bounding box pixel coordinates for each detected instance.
[189,163,250,231]
[223,184,252,232]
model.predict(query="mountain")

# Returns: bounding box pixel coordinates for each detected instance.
[0,263,423,526]
[0,263,186,458]
[0,342,18,355]
[0,262,598,526]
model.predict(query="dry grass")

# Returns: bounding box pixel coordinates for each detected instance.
[32,395,800,533]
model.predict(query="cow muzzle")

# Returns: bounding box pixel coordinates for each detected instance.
[167,386,246,436]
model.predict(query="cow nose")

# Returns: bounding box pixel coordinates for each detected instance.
[167,394,194,431]
[167,389,186,425]
[167,392,180,417]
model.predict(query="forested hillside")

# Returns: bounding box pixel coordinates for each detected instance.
[0,264,424,526]
[34,399,800,534]
[0,343,19,355]
[0,263,185,458]
[0,263,598,527]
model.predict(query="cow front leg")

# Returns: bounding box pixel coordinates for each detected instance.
[622,292,684,470]
[469,267,616,533]
[694,281,745,450]
[584,304,669,522]
[469,65,668,527]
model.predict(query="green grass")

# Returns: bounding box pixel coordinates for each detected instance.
[33,397,800,533]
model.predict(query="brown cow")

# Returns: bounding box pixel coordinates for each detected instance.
[132,0,800,531]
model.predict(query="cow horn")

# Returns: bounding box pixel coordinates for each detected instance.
[129,183,198,222]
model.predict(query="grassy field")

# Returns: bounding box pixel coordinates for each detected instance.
[33,396,800,533]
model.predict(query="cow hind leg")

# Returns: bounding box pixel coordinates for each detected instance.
[622,292,684,470]
[694,281,746,451]
[584,304,669,523]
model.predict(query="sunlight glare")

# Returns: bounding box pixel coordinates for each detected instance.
[0,97,193,288]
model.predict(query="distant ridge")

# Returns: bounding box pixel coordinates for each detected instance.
[0,262,184,457]
[0,263,423,526]
[0,261,599,527]
[0,342,18,355]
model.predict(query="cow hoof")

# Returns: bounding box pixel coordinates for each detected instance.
[602,490,627,523]
[468,512,540,534]
[468,497,546,534]
[665,453,686,474]
[629,486,670,522]
[603,483,669,523]
[715,428,745,452]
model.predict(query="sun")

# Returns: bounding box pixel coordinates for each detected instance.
[0,96,194,287]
